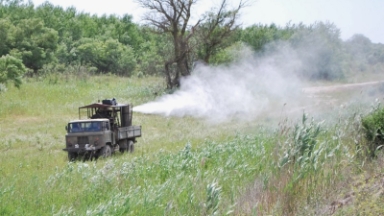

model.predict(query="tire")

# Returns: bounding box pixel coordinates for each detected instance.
[100,145,112,158]
[119,139,128,153]
[128,140,134,153]
[68,152,77,161]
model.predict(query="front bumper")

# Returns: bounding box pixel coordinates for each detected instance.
[63,144,100,153]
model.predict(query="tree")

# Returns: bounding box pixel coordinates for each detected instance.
[35,2,66,38]
[137,0,247,89]
[112,14,143,49]
[240,23,297,52]
[77,39,136,75]
[9,18,58,74]
[0,0,35,21]
[137,0,201,88]
[0,54,26,88]
[136,40,164,76]
[0,19,12,56]
[288,22,344,80]
[195,0,246,64]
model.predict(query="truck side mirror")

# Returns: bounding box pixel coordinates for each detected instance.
[65,125,68,131]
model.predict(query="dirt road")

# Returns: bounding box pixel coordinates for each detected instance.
[303,80,384,94]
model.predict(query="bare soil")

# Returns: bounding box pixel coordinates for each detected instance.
[303,80,384,94]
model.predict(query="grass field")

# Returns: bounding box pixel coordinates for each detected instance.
[1,73,384,215]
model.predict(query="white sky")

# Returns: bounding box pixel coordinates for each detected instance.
[31,0,384,44]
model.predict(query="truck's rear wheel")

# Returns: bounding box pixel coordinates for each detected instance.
[100,145,112,158]
[128,140,134,153]
[68,152,77,161]
[119,139,128,153]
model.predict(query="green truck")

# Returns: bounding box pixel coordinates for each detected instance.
[63,99,141,161]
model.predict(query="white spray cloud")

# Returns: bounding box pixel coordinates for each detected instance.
[133,45,304,122]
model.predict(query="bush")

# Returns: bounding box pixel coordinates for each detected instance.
[0,54,27,88]
[361,105,384,157]
[77,39,136,75]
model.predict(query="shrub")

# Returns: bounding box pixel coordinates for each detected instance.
[0,54,27,88]
[361,105,384,157]
[77,39,136,75]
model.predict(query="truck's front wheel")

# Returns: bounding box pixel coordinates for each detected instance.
[68,152,77,161]
[100,145,112,158]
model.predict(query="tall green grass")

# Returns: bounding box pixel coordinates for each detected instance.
[1,74,383,215]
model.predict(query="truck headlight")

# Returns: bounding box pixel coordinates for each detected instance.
[66,139,73,147]
[94,137,99,146]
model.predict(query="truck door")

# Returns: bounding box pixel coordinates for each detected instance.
[103,121,113,144]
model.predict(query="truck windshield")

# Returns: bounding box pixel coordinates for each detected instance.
[69,122,103,133]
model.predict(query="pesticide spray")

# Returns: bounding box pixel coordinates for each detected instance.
[133,45,305,123]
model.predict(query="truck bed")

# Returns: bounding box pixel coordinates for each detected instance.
[118,125,141,140]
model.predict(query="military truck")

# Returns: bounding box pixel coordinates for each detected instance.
[63,99,141,161]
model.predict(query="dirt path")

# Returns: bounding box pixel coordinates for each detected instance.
[281,79,384,119]
[303,80,384,94]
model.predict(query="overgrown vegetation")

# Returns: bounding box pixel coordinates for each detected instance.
[1,75,384,215]
[361,104,384,157]
[0,54,26,89]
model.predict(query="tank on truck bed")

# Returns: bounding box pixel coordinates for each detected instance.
[63,99,141,161]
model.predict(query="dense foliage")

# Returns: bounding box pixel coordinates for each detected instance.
[0,54,26,89]
[0,0,383,88]
[361,105,384,157]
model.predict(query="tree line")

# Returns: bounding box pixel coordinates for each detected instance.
[0,0,383,89]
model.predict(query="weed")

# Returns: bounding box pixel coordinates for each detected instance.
[205,180,222,215]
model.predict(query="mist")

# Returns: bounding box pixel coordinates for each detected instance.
[133,44,309,123]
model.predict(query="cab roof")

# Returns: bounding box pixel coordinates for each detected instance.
[69,118,109,123]
[79,103,128,109]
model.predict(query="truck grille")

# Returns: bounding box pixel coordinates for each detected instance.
[77,136,89,145]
